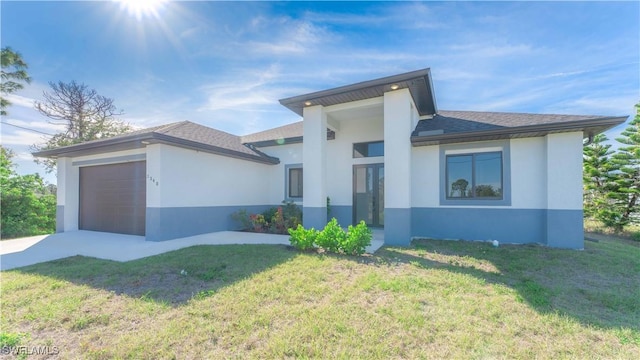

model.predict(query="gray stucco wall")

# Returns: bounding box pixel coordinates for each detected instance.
[145,205,273,242]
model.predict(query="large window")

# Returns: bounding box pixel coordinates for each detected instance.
[288,167,303,199]
[446,151,502,199]
[353,141,384,158]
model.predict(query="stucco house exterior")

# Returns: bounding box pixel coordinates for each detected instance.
[34,68,627,249]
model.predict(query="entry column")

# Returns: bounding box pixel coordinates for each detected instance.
[303,105,328,229]
[383,89,415,245]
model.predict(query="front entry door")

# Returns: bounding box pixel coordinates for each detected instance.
[353,164,384,227]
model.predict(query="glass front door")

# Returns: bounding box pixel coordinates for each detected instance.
[353,164,384,227]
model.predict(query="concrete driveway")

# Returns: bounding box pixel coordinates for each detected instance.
[1,230,384,271]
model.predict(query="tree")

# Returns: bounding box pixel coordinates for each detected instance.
[607,103,640,231]
[1,47,31,115]
[31,81,132,172]
[450,178,469,197]
[474,184,500,197]
[1,146,56,238]
[583,133,617,220]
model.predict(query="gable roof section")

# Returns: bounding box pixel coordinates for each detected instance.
[241,121,303,145]
[241,121,336,147]
[412,110,627,146]
[279,68,437,117]
[33,121,280,165]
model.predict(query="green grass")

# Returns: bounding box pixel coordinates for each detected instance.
[585,218,640,241]
[1,239,639,359]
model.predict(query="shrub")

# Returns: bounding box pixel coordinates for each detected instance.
[270,207,286,234]
[250,214,267,232]
[341,221,372,255]
[232,203,302,235]
[288,224,318,251]
[282,201,302,229]
[262,207,278,223]
[288,218,371,256]
[316,218,345,253]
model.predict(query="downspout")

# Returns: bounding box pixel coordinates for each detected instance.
[584,132,595,146]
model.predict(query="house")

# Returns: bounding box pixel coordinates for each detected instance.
[34,68,627,249]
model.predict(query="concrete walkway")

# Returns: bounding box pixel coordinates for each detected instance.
[1,230,384,271]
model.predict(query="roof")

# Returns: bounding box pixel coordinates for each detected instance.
[241,121,303,144]
[241,121,336,147]
[279,68,437,117]
[33,121,280,165]
[411,110,628,146]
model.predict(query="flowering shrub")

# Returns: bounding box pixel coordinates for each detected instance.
[250,214,267,232]
[231,202,302,235]
[269,207,285,233]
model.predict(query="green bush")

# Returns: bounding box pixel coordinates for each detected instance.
[316,218,344,253]
[261,207,278,223]
[288,218,371,256]
[1,174,56,239]
[288,224,318,251]
[341,221,372,255]
[269,207,285,233]
[282,201,302,229]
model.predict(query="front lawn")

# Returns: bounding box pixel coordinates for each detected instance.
[1,238,638,358]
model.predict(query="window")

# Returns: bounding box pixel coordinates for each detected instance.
[353,141,384,158]
[288,167,303,198]
[446,151,502,199]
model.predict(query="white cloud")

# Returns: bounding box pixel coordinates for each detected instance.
[448,43,534,58]
[0,129,48,147]
[2,118,62,132]
[247,18,330,56]
[4,94,36,108]
[197,64,287,112]
[302,2,445,30]
[14,150,36,162]
[546,95,637,117]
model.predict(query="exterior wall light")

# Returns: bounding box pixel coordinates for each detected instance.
[390,84,400,90]
[304,101,312,106]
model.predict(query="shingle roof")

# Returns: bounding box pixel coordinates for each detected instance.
[33,120,279,164]
[411,110,627,146]
[241,121,303,144]
[158,121,261,157]
[241,121,337,147]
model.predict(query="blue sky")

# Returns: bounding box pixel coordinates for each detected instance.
[1,0,638,183]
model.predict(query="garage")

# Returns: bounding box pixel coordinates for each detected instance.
[79,161,146,236]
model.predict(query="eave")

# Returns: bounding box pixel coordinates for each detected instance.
[32,133,280,165]
[410,116,627,146]
[279,68,437,116]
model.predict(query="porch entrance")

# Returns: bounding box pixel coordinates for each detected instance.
[353,163,384,227]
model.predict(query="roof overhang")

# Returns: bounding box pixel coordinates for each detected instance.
[279,68,437,117]
[410,116,627,146]
[33,133,280,165]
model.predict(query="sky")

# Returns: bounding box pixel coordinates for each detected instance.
[1,0,638,184]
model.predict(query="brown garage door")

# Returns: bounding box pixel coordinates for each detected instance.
[79,161,146,236]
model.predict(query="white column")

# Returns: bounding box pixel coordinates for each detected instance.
[302,105,327,229]
[145,144,162,241]
[546,132,584,248]
[57,157,79,232]
[383,88,415,245]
